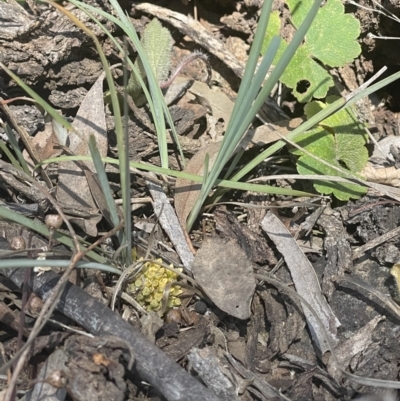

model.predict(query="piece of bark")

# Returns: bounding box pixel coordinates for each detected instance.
[0,0,114,88]
[188,348,241,401]
[317,206,353,300]
[213,206,276,265]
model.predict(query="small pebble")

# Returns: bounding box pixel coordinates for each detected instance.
[194,300,207,315]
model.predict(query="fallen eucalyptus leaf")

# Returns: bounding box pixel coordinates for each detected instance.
[191,237,256,319]
[147,177,194,271]
[261,211,340,354]
[57,72,107,236]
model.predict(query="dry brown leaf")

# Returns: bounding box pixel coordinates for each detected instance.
[188,81,234,125]
[362,164,400,187]
[191,237,256,319]
[243,117,304,149]
[175,141,221,231]
[22,121,63,167]
[261,211,340,354]
[57,73,107,236]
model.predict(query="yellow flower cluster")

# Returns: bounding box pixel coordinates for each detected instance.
[127,258,183,313]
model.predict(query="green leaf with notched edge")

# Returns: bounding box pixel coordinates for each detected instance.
[288,0,361,67]
[261,0,361,102]
[292,97,368,200]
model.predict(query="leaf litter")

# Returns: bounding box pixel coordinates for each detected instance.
[1,1,400,401]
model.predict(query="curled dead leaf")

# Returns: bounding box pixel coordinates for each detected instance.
[362,164,400,188]
[174,141,221,231]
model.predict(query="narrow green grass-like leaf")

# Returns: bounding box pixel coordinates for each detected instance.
[113,2,184,167]
[39,155,315,197]
[222,35,281,180]
[232,70,400,183]
[224,0,274,136]
[0,140,21,171]
[186,0,324,231]
[68,0,185,167]
[109,0,169,168]
[0,206,106,263]
[0,62,73,133]
[38,72,400,207]
[3,123,30,174]
[88,135,121,232]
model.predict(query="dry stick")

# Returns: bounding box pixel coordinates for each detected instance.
[2,268,223,401]
[13,233,34,401]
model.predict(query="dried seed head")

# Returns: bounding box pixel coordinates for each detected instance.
[9,236,26,251]
[164,309,182,324]
[45,214,63,230]
[27,294,44,316]
[44,370,67,389]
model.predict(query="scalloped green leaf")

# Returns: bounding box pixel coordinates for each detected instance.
[292,97,368,200]
[262,0,361,102]
[288,0,361,67]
